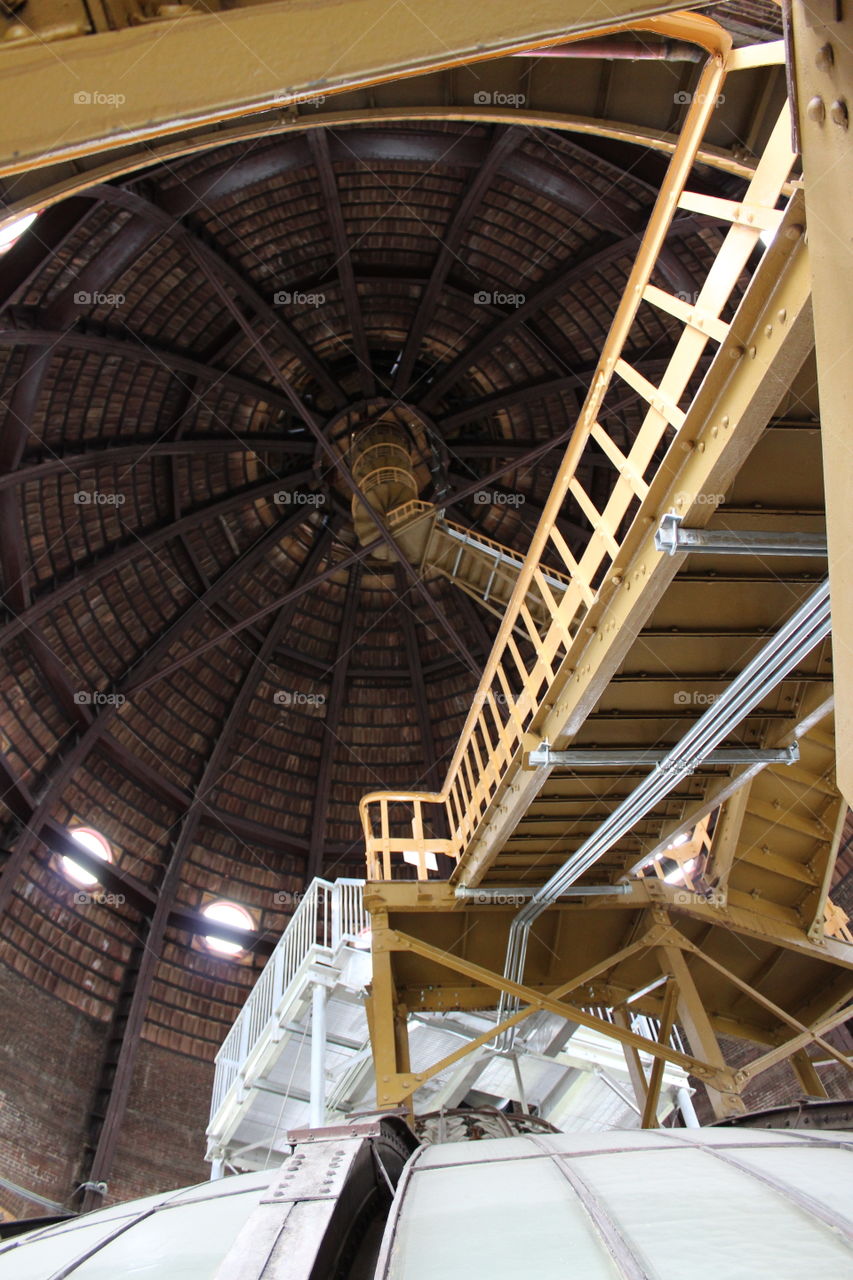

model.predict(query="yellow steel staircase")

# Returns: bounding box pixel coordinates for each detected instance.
[356,16,853,1122]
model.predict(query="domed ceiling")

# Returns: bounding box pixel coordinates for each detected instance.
[0,2,787,1088]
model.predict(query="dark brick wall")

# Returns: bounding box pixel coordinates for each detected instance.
[0,959,105,1221]
[105,1038,213,1205]
[0,960,213,1222]
[689,1023,853,1124]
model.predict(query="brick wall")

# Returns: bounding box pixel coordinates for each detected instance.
[104,1038,213,1205]
[0,960,213,1221]
[0,960,105,1221]
[689,1023,853,1124]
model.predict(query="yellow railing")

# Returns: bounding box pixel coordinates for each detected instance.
[360,19,794,881]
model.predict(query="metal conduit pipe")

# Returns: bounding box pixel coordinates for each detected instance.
[655,513,828,558]
[495,578,831,1048]
[513,38,704,61]
[520,578,830,919]
[527,745,799,769]
[455,883,632,901]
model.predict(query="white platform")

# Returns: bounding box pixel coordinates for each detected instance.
[206,879,694,1173]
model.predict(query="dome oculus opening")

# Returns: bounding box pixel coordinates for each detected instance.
[60,827,113,888]
[202,901,254,956]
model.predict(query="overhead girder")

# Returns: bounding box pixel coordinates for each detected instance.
[305,562,362,882]
[392,124,523,394]
[0,325,324,425]
[95,730,343,863]
[106,128,647,242]
[0,436,315,493]
[0,470,313,646]
[2,41,782,220]
[78,524,333,1210]
[0,516,326,918]
[307,131,375,398]
[87,183,346,407]
[419,227,700,411]
[0,7,728,178]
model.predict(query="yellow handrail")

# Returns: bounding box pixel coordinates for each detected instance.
[361,18,795,882]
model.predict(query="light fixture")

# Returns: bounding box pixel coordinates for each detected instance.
[668,832,690,850]
[0,212,37,254]
[61,827,113,888]
[202,901,254,957]
[759,225,777,249]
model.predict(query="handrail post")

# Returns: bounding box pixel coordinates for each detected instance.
[331,879,342,950]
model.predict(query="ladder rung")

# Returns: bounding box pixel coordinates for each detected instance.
[590,422,650,501]
[642,283,730,345]
[568,479,621,560]
[614,359,686,430]
[726,39,785,69]
[677,190,784,232]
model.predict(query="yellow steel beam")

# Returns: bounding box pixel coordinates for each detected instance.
[377,925,727,1084]
[672,927,853,1074]
[640,978,678,1127]
[792,0,853,809]
[0,7,721,179]
[790,1048,830,1098]
[456,194,812,887]
[660,944,747,1117]
[612,1005,651,1112]
[737,1005,853,1082]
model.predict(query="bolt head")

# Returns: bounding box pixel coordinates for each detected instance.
[807,95,826,124]
[815,43,834,72]
[830,99,849,129]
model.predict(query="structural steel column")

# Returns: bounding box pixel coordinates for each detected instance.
[660,945,746,1120]
[792,0,853,805]
[310,981,328,1129]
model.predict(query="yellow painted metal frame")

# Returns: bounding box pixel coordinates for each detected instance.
[361,65,803,885]
[365,901,852,1119]
[1,9,726,179]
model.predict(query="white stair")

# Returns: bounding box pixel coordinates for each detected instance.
[206,879,694,1173]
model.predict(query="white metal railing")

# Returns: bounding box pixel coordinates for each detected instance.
[209,878,366,1119]
[585,1005,686,1057]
